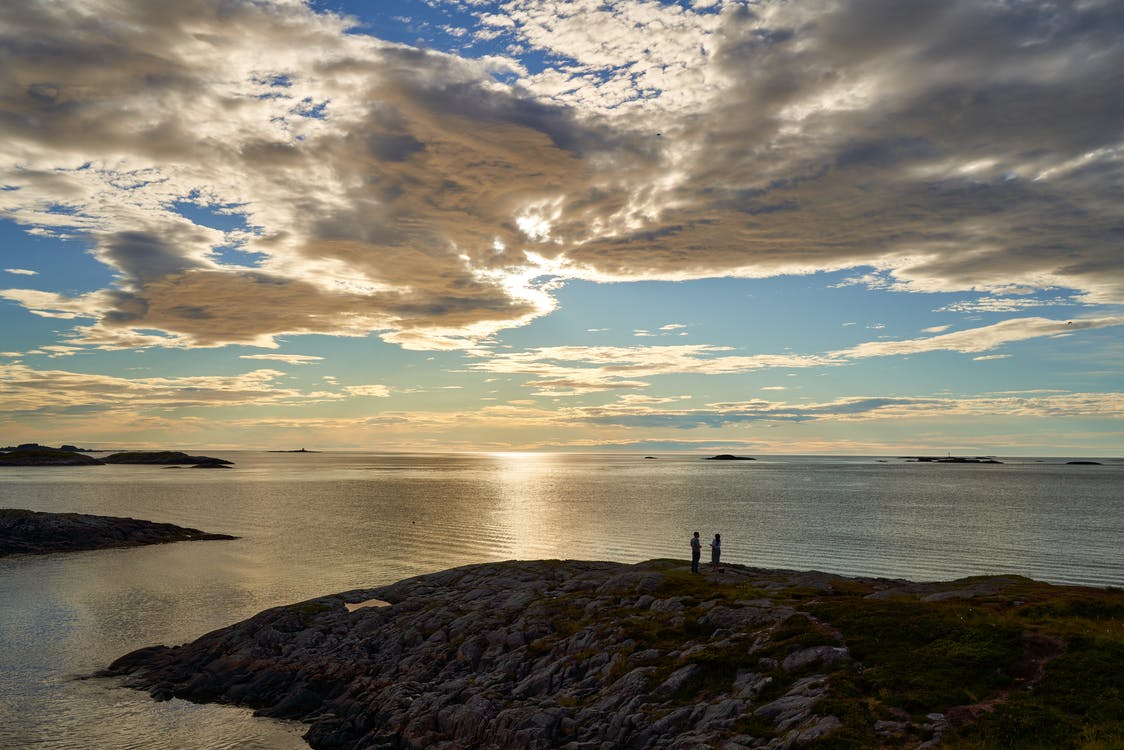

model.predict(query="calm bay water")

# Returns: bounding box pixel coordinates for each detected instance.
[1,452,1121,748]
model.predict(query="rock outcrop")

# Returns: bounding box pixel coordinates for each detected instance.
[102,451,233,467]
[0,509,238,556]
[0,445,104,466]
[100,559,1123,749]
[0,445,233,467]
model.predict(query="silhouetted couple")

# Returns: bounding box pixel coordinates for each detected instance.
[690,531,720,573]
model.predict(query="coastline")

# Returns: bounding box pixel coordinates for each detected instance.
[0,509,238,556]
[100,558,1124,749]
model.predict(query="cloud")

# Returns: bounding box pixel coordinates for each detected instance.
[345,384,391,398]
[833,316,1124,358]
[575,391,1124,429]
[467,343,835,394]
[935,296,1077,313]
[0,0,1121,355]
[239,353,324,365]
[973,354,1012,361]
[4,268,37,276]
[0,363,342,415]
[464,317,1122,395]
[922,325,951,333]
[491,0,1124,301]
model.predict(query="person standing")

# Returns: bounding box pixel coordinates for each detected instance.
[690,531,701,573]
[710,533,721,571]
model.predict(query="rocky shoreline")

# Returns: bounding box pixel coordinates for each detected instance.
[0,444,233,467]
[99,559,1123,749]
[0,509,238,556]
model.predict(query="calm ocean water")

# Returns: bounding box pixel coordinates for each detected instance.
[1,451,1121,748]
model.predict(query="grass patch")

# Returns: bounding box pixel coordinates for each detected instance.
[949,636,1124,748]
[810,599,1025,712]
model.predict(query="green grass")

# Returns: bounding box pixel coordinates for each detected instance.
[813,599,1026,710]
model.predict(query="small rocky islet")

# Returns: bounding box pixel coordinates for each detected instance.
[0,444,233,468]
[100,559,1124,749]
[0,508,238,556]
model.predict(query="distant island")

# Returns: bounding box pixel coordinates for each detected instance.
[0,445,104,466]
[0,445,233,468]
[269,448,320,453]
[706,454,756,461]
[102,451,234,468]
[100,559,1123,750]
[0,509,237,556]
[901,456,1003,464]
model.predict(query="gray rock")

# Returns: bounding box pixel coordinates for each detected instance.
[654,664,699,698]
[780,646,848,673]
[0,508,237,556]
[100,560,897,750]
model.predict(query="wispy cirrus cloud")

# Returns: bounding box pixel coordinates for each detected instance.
[936,296,1077,314]
[0,0,1119,355]
[0,364,341,415]
[467,343,835,394]
[833,316,1124,359]
[466,317,1124,394]
[345,384,392,398]
[574,391,1124,429]
[239,353,324,365]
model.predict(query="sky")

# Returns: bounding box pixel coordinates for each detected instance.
[0,0,1122,455]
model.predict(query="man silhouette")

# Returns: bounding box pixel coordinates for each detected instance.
[690,531,701,573]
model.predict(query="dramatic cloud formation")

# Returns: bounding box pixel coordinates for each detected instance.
[1,0,1122,354]
[0,0,1120,454]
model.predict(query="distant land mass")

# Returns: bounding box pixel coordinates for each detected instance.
[0,442,96,453]
[102,451,233,467]
[99,559,1123,749]
[0,445,104,466]
[269,448,321,453]
[0,445,233,468]
[706,454,756,461]
[901,456,1003,464]
[0,509,237,556]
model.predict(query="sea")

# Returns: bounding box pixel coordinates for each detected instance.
[1,451,1121,749]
